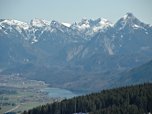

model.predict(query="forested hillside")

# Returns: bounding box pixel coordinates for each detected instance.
[23,83,152,114]
[115,60,152,87]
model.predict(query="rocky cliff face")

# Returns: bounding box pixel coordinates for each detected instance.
[0,13,152,92]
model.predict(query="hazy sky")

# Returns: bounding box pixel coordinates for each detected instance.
[0,0,152,24]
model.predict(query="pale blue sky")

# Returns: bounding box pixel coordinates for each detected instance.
[0,0,152,24]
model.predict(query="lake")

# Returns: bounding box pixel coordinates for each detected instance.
[41,88,78,99]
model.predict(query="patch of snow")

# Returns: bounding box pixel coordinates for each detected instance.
[71,18,112,34]
[62,22,71,27]
[93,27,100,32]
[30,18,50,27]
[104,37,114,55]
[1,19,29,30]
[71,18,90,31]
[123,14,128,20]
[80,23,90,29]
[132,24,147,31]
[92,18,112,32]
[49,28,55,32]
[16,26,22,33]
[132,24,140,28]
[99,18,112,26]
[31,36,38,44]
[51,20,67,32]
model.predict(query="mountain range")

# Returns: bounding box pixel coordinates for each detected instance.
[0,13,152,92]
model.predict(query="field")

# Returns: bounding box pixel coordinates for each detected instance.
[0,75,57,114]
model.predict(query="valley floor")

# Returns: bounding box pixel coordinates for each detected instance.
[0,75,63,114]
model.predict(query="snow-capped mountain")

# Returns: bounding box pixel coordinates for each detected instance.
[0,13,152,92]
[70,18,112,36]
[0,19,29,35]
[0,19,29,30]
[0,17,113,42]
[114,13,149,31]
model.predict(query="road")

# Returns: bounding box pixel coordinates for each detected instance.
[4,104,20,113]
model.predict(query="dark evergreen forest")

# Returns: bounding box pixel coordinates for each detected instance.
[23,83,152,114]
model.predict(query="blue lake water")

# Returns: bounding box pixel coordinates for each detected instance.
[41,88,78,99]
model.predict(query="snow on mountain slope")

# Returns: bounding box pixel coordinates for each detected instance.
[0,19,29,30]
[114,12,148,31]
[62,22,71,27]
[30,18,50,27]
[0,13,151,43]
[70,18,112,36]
[0,17,112,40]
[92,18,113,32]
[103,36,114,55]
[0,19,30,37]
